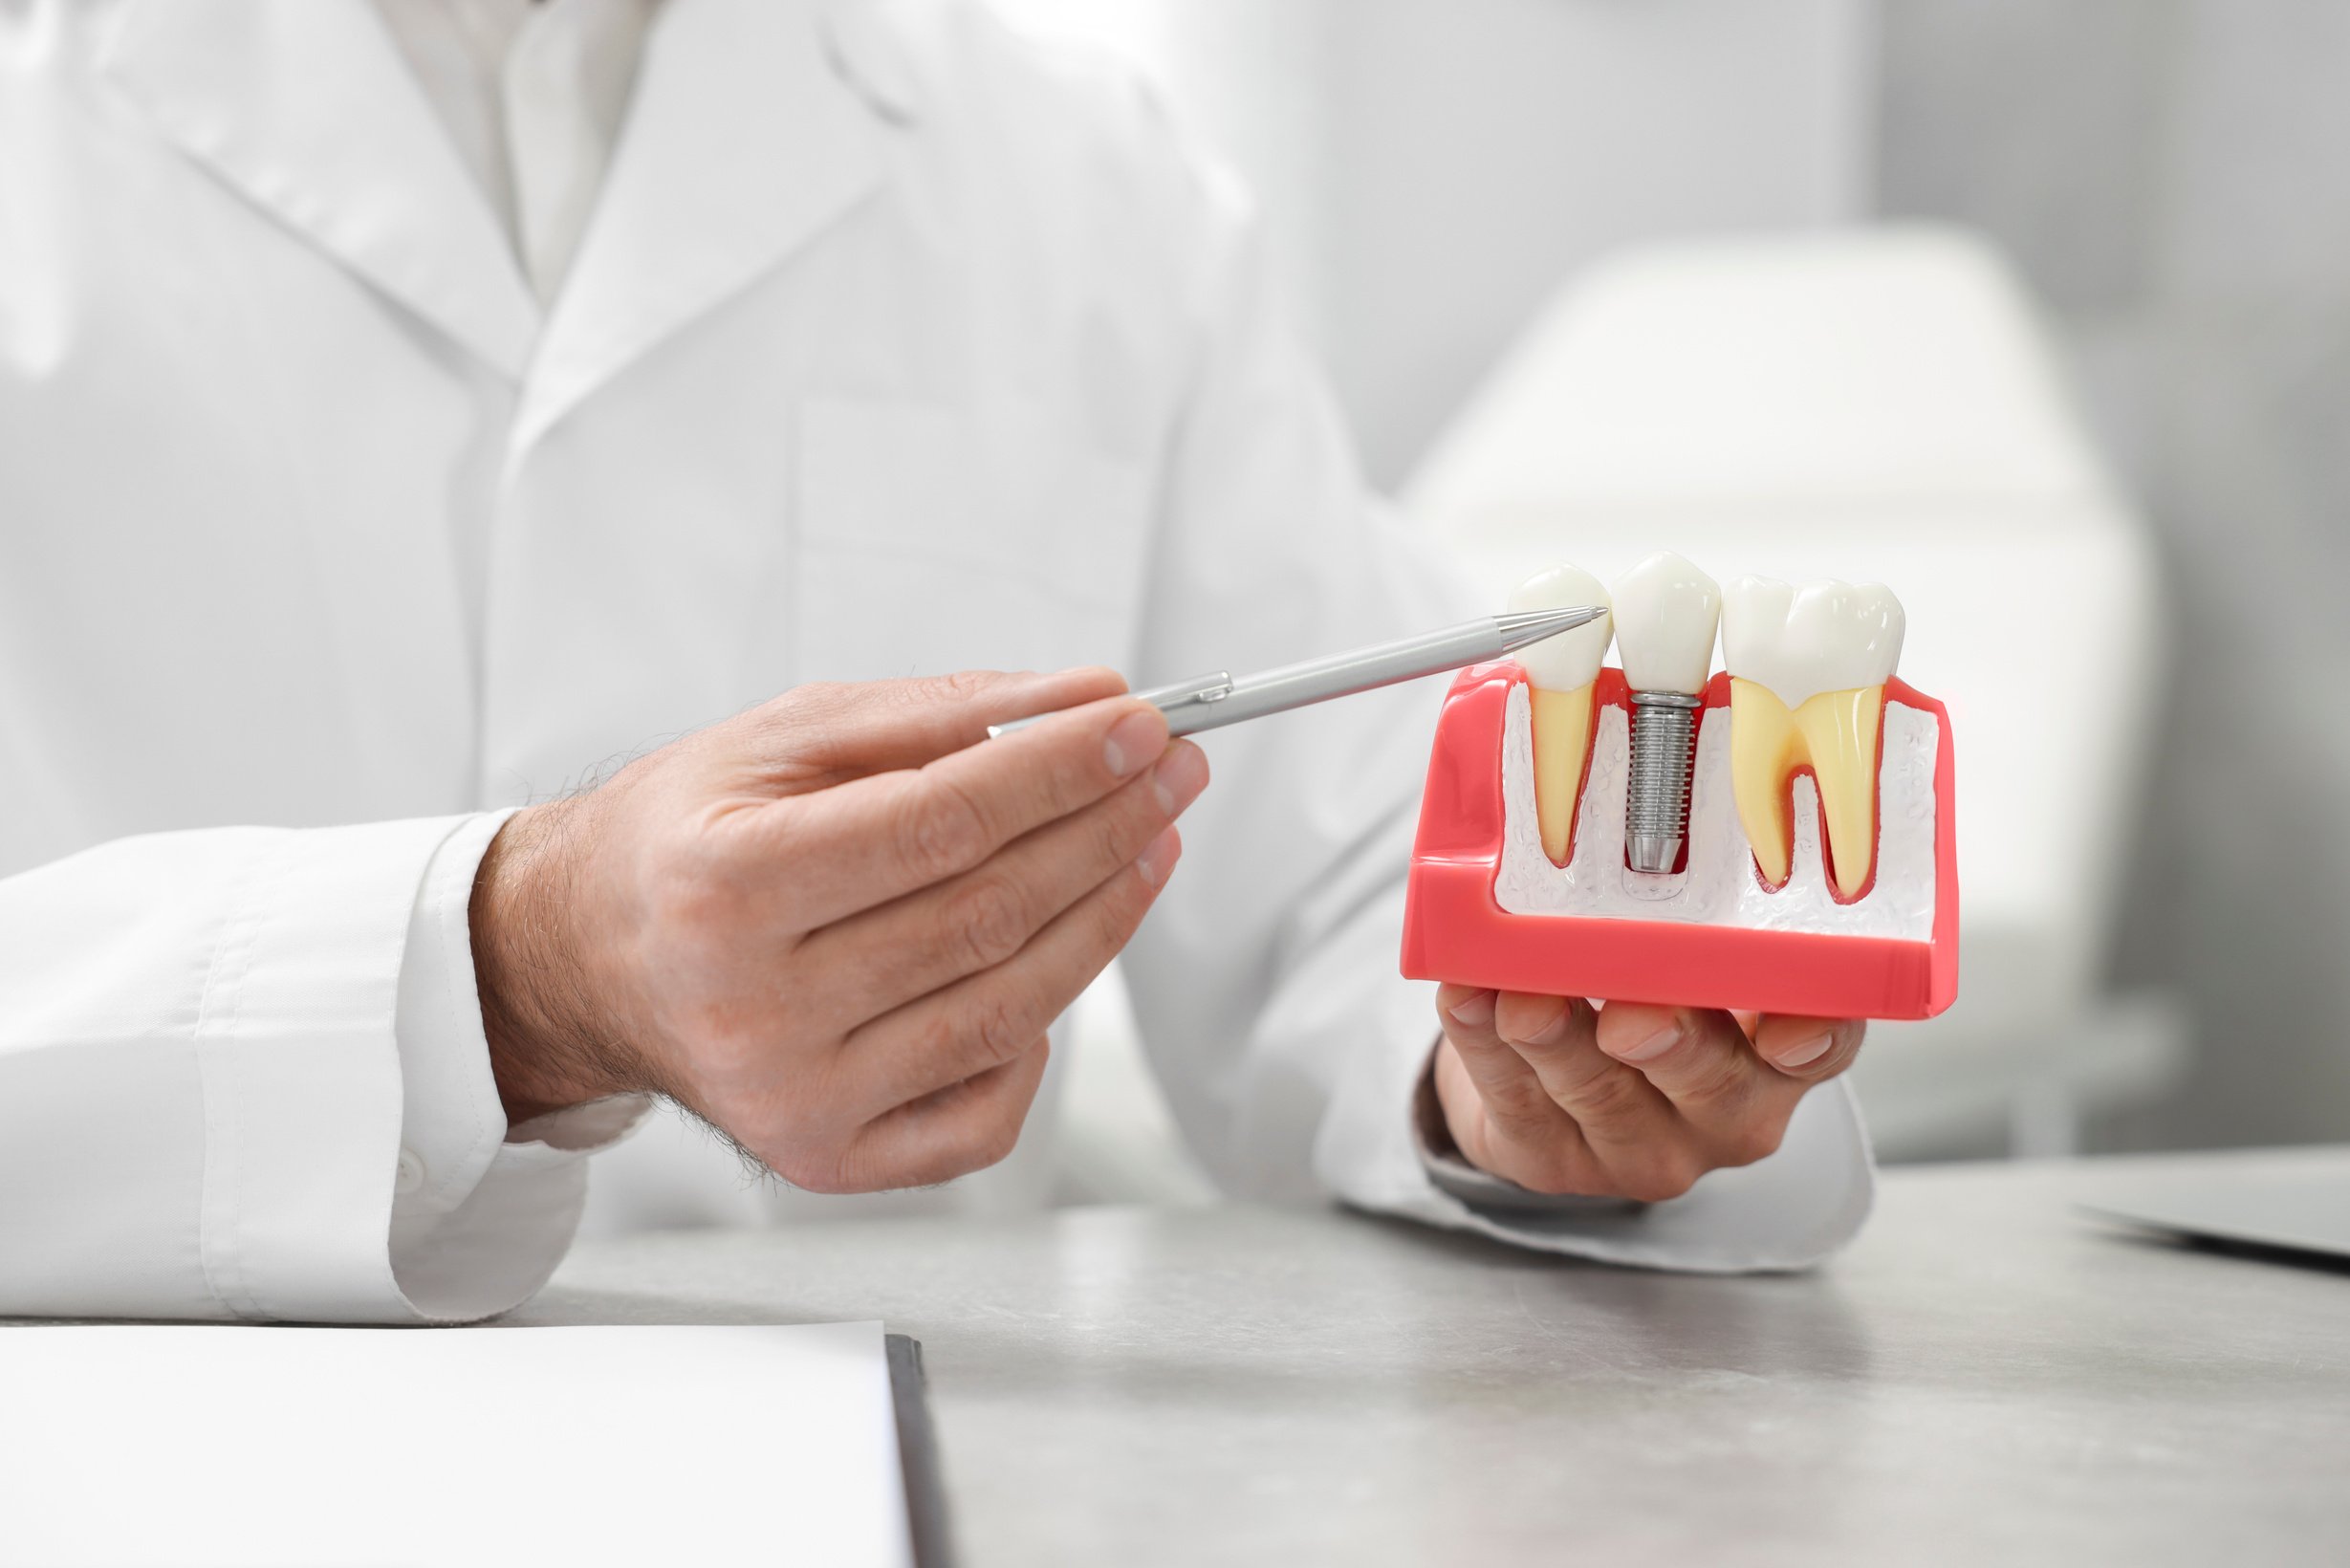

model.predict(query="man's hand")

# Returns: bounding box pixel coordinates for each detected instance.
[1430,987,1864,1202]
[469,667,1208,1194]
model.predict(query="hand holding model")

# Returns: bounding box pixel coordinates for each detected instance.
[471,668,1208,1194]
[1411,550,1950,1201]
[1431,991,1864,1201]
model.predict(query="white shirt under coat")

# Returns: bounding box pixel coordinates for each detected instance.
[0,0,1874,1322]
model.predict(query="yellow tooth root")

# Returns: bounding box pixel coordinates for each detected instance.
[1529,684,1598,865]
[1729,681,1800,887]
[1728,679,1886,899]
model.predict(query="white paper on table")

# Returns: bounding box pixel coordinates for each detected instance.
[0,1320,914,1568]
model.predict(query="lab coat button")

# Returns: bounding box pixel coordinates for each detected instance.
[395,1148,426,1196]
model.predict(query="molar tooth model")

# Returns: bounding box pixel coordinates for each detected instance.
[1722,577,1907,901]
[1401,555,1959,1021]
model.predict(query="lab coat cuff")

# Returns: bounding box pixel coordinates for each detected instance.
[192,816,500,1322]
[389,810,515,1223]
[509,1094,657,1152]
[388,810,651,1322]
[381,1113,646,1323]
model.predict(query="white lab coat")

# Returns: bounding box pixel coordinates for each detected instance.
[0,0,1873,1322]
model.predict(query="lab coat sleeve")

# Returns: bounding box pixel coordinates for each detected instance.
[0,814,637,1321]
[386,812,651,1320]
[1117,120,1875,1271]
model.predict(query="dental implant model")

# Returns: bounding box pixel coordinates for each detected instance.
[1399,556,1958,1023]
[1612,553,1721,876]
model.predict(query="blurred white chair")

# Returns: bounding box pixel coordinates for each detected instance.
[1403,225,2188,1159]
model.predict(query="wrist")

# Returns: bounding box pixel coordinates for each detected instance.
[470,801,641,1122]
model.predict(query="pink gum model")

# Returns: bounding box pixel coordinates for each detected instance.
[1400,663,1960,1020]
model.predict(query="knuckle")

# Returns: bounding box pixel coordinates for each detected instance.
[894,1013,955,1098]
[777,681,838,716]
[751,686,813,730]
[753,682,846,742]
[1095,794,1149,866]
[907,1007,963,1077]
[1683,1054,1758,1117]
[1484,1071,1555,1124]
[967,989,1035,1071]
[916,669,999,708]
[1446,1021,1515,1064]
[901,776,990,882]
[948,874,1032,969]
[1562,1064,1648,1125]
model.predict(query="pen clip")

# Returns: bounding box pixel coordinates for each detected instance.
[983,670,1234,740]
[1132,670,1235,712]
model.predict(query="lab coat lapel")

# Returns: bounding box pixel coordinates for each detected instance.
[102,0,540,381]
[510,0,886,451]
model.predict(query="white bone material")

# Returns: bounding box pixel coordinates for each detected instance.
[1491,683,1939,941]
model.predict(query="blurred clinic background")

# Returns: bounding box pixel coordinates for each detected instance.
[994,0,2350,1192]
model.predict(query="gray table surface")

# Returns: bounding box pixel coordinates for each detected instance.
[513,1147,2350,1567]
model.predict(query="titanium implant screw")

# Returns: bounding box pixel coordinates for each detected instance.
[1625,691,1704,874]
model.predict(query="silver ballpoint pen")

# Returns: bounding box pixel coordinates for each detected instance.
[988,604,1610,739]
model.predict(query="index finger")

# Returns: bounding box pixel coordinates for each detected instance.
[751,692,1176,926]
[755,666,1130,778]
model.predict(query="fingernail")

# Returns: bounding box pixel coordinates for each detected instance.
[1137,825,1182,888]
[1774,1030,1836,1069]
[1447,990,1495,1027]
[1614,1020,1684,1063]
[1151,743,1210,816]
[1105,708,1168,776]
